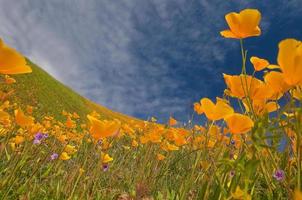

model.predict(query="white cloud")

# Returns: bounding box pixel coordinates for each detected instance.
[0,0,299,121]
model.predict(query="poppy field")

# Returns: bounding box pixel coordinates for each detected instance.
[1,8,302,200]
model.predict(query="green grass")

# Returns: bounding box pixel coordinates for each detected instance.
[0,59,139,123]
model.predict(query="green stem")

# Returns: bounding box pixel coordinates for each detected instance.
[297,126,301,190]
[239,39,256,118]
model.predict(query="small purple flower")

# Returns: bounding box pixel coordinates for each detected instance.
[273,169,285,181]
[34,132,44,140]
[50,153,58,160]
[230,140,235,145]
[102,164,109,171]
[33,132,48,144]
[229,170,235,178]
[97,139,103,145]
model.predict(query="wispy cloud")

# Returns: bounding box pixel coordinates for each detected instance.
[0,0,301,122]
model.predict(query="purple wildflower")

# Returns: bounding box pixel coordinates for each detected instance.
[97,139,103,145]
[33,132,48,144]
[230,140,235,145]
[273,169,285,181]
[50,153,58,160]
[229,170,235,178]
[34,132,44,140]
[102,164,109,171]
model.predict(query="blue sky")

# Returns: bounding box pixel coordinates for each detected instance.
[0,0,301,123]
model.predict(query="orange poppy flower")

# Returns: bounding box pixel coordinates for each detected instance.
[250,56,269,71]
[14,135,25,145]
[200,97,234,121]
[242,99,279,116]
[65,116,76,128]
[220,9,261,39]
[59,152,71,160]
[294,189,302,200]
[207,139,216,148]
[161,141,179,151]
[131,140,138,147]
[64,144,77,155]
[4,75,16,84]
[140,135,149,144]
[225,113,254,134]
[101,152,113,163]
[223,74,273,100]
[72,112,80,119]
[168,116,178,126]
[147,131,162,143]
[0,39,32,74]
[87,114,121,140]
[14,108,34,127]
[264,71,290,99]
[277,39,302,86]
[0,110,10,121]
[157,153,166,161]
[194,102,204,115]
[26,106,34,115]
[172,131,187,146]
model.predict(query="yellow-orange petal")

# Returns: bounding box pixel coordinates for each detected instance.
[168,116,177,126]
[193,102,203,115]
[101,153,113,163]
[267,64,280,69]
[225,113,254,134]
[60,152,71,160]
[225,12,241,37]
[239,9,261,38]
[131,140,138,147]
[65,116,76,128]
[15,135,25,144]
[277,39,302,86]
[200,98,216,120]
[64,144,77,155]
[250,56,269,71]
[157,153,166,161]
[264,71,290,99]
[87,114,121,140]
[220,30,238,39]
[265,101,279,113]
[215,97,234,118]
[221,9,261,39]
[4,75,16,84]
[14,108,34,127]
[0,110,10,120]
[294,189,302,200]
[0,39,32,74]
[26,106,33,114]
[200,97,234,120]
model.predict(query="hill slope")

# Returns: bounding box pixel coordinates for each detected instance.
[0,59,140,123]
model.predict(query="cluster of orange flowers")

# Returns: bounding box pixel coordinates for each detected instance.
[0,39,198,164]
[1,8,302,199]
[0,9,302,186]
[194,9,302,152]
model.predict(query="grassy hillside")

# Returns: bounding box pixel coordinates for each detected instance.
[0,59,140,123]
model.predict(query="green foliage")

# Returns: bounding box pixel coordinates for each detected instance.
[0,59,139,123]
